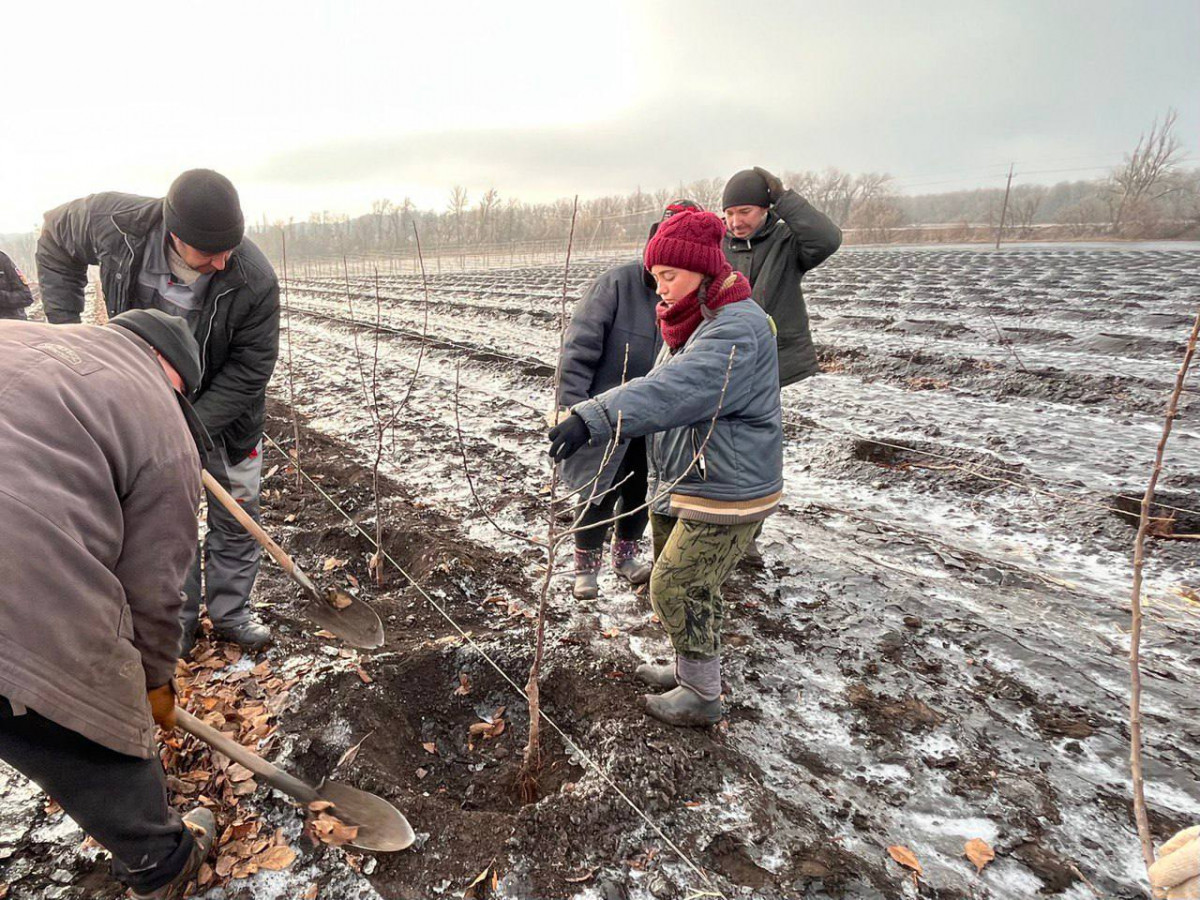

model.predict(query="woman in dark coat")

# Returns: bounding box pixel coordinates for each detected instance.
[555,202,699,599]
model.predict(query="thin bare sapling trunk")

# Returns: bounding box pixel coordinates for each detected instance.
[280,227,303,489]
[1129,307,1199,874]
[519,196,580,800]
[341,254,389,585]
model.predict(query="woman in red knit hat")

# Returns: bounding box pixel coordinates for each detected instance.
[549,208,783,726]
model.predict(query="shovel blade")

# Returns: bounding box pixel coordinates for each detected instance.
[303,590,385,649]
[317,779,415,851]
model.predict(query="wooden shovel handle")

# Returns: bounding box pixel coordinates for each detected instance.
[175,708,319,804]
[200,468,318,596]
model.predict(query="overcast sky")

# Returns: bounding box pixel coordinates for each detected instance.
[1,0,1196,233]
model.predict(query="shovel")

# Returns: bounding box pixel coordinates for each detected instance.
[201,469,384,649]
[176,708,414,852]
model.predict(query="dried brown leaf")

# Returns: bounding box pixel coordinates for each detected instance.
[422,741,438,755]
[232,778,258,796]
[887,845,923,877]
[336,730,374,769]
[231,860,259,879]
[462,859,496,899]
[454,673,472,696]
[227,763,255,783]
[323,557,347,572]
[310,812,359,847]
[964,838,995,874]
[302,885,319,900]
[258,844,297,870]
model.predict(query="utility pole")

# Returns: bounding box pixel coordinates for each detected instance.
[995,163,1014,250]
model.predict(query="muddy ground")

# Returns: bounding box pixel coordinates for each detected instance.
[2,244,1198,899]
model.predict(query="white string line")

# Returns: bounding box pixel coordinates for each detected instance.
[262,432,727,897]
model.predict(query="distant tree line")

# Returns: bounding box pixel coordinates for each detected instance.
[3,111,1196,277]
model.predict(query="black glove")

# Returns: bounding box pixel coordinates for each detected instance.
[548,413,590,461]
[753,167,784,205]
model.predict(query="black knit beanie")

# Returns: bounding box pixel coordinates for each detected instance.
[108,308,202,396]
[163,169,245,253]
[721,169,770,210]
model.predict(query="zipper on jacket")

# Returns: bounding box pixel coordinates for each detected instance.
[112,216,137,314]
[199,287,237,380]
[691,427,707,480]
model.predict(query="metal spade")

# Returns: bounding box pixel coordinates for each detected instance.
[176,708,414,852]
[201,469,385,649]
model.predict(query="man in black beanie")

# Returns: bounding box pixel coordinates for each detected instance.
[37,169,280,652]
[722,166,842,561]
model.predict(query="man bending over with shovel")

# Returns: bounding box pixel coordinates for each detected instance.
[38,169,280,652]
[0,310,215,898]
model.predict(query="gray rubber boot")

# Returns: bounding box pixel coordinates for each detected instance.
[131,807,215,900]
[643,656,721,726]
[573,547,602,600]
[643,686,722,727]
[634,662,678,689]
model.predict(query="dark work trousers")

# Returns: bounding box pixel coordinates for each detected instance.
[182,439,264,634]
[575,437,650,552]
[0,697,193,894]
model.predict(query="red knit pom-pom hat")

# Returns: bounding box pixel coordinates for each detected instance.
[644,208,728,279]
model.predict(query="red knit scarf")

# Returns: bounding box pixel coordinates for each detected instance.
[656,264,753,351]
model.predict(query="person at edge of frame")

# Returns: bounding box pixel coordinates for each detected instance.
[0,310,217,899]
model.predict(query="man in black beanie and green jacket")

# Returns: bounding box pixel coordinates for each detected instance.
[37,169,280,652]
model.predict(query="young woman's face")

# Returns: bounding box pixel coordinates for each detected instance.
[650,265,704,304]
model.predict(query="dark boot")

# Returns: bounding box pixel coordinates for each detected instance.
[131,807,216,900]
[612,539,652,585]
[211,618,271,650]
[178,626,199,660]
[573,547,603,600]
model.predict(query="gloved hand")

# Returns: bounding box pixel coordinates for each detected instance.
[753,167,784,205]
[1150,825,1200,899]
[548,413,590,461]
[147,682,178,731]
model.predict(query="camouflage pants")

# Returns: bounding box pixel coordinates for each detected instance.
[649,513,758,659]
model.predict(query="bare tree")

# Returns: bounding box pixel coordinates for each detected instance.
[1109,109,1184,233]
[477,188,501,245]
[1009,186,1047,238]
[447,185,470,266]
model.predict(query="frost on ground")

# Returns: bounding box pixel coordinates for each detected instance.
[2,245,1198,899]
